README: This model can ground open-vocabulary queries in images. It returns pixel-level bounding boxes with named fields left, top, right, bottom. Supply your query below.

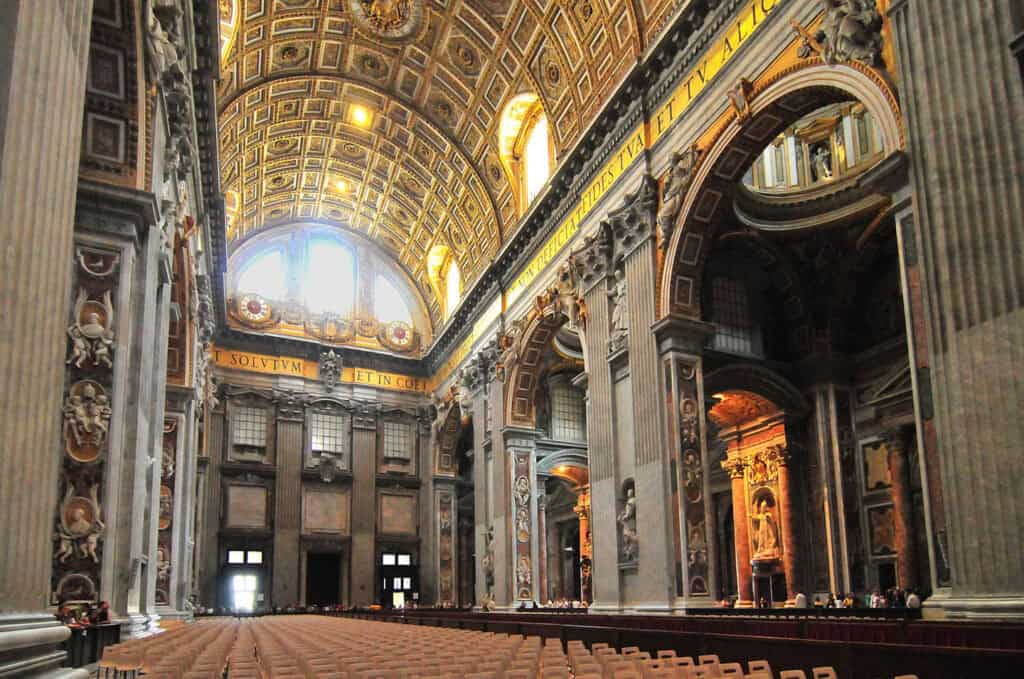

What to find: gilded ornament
left=349, top=0, right=424, bottom=43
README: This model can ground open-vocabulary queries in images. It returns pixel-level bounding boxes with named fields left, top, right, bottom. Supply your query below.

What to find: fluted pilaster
left=890, top=0, right=1024, bottom=616
left=0, top=1, right=92, bottom=675
left=272, top=410, right=304, bottom=606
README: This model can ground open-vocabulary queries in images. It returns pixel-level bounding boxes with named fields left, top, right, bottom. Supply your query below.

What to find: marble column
left=890, top=0, right=1024, bottom=617
left=0, top=1, right=92, bottom=674
left=887, top=429, right=917, bottom=590
left=724, top=461, right=753, bottom=606
left=776, top=453, right=799, bottom=604
left=573, top=487, right=592, bottom=603
left=350, top=406, right=378, bottom=606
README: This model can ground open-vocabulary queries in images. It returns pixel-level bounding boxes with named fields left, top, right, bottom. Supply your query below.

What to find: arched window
left=498, top=94, right=553, bottom=215
left=236, top=249, right=287, bottom=300
left=523, top=114, right=550, bottom=205
left=444, top=257, right=461, bottom=319
left=374, top=274, right=412, bottom=325
left=304, top=238, right=355, bottom=315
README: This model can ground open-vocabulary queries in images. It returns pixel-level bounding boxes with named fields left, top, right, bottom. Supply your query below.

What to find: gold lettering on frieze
left=211, top=347, right=426, bottom=393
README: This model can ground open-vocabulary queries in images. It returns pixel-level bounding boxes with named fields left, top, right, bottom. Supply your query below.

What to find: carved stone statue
left=607, top=266, right=628, bottom=352
left=63, top=382, right=112, bottom=454
left=618, top=487, right=638, bottom=562
left=54, top=484, right=105, bottom=563
left=657, top=145, right=701, bottom=250
left=514, top=475, right=531, bottom=509
left=319, top=350, right=342, bottom=390
left=752, top=498, right=780, bottom=559
left=812, top=145, right=834, bottom=180
left=482, top=524, right=495, bottom=592
left=67, top=289, right=115, bottom=369
left=144, top=0, right=182, bottom=85
left=800, top=0, right=884, bottom=66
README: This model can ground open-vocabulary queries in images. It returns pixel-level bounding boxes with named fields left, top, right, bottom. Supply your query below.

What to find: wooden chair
left=719, top=662, right=743, bottom=676
left=779, top=671, right=807, bottom=679
left=812, top=669, right=838, bottom=679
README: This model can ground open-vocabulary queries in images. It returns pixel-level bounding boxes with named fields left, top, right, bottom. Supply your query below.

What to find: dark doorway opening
left=306, top=553, right=341, bottom=606
left=878, top=562, right=897, bottom=592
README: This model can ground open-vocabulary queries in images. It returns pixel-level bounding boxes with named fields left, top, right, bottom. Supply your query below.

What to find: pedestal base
left=938, top=593, right=1024, bottom=620
left=733, top=599, right=755, bottom=609
left=0, top=613, right=87, bottom=678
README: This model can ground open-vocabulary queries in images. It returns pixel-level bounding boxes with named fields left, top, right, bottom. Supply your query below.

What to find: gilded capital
left=721, top=456, right=746, bottom=479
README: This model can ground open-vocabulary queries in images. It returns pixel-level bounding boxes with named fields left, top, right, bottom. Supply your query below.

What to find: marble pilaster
left=271, top=399, right=304, bottom=607
left=890, top=0, right=1024, bottom=617
left=350, top=406, right=377, bottom=606
left=0, top=0, right=92, bottom=674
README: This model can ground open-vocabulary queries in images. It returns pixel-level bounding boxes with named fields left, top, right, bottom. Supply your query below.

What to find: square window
left=228, top=550, right=245, bottom=564
left=551, top=382, right=586, bottom=442
left=382, top=420, right=412, bottom=460
left=233, top=406, right=267, bottom=448
left=382, top=553, right=396, bottom=566
left=247, top=550, right=263, bottom=564
left=397, top=554, right=411, bottom=566
left=310, top=411, right=349, bottom=456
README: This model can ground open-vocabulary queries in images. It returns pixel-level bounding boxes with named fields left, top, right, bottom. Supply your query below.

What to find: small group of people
left=516, top=599, right=589, bottom=611
left=797, top=587, right=922, bottom=609
left=713, top=587, right=924, bottom=610
left=57, top=600, right=111, bottom=627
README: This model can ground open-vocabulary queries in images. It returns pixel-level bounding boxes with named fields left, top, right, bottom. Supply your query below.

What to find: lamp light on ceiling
left=335, top=179, right=349, bottom=192
left=350, top=104, right=372, bottom=128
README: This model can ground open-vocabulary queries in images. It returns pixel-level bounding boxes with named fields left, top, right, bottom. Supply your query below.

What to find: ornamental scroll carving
left=513, top=451, right=533, bottom=600
left=678, top=361, right=708, bottom=594
left=54, top=247, right=120, bottom=604
left=438, top=493, right=455, bottom=604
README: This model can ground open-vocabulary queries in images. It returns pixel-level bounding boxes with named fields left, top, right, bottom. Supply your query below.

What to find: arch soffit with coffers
left=217, top=0, right=647, bottom=286
left=503, top=296, right=590, bottom=430
left=219, top=76, right=502, bottom=318
left=660, top=59, right=905, bottom=319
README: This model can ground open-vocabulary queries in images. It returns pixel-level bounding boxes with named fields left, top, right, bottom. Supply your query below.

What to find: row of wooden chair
left=98, top=618, right=237, bottom=678
left=98, top=615, right=923, bottom=679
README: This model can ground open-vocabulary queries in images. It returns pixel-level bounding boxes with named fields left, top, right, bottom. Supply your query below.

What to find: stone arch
left=660, top=60, right=904, bottom=318
left=703, top=363, right=810, bottom=419
left=433, top=397, right=465, bottom=476
left=504, top=309, right=572, bottom=429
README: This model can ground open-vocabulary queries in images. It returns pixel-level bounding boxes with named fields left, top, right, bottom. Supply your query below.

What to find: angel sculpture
left=68, top=289, right=115, bottom=368
left=55, top=485, right=105, bottom=563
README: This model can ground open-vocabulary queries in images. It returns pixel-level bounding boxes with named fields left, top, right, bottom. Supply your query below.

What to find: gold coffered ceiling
left=217, top=0, right=680, bottom=320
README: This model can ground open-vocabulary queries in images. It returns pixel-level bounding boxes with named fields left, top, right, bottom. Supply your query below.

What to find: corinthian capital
left=607, top=175, right=658, bottom=260
left=721, top=456, right=746, bottom=480
left=570, top=224, right=612, bottom=293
